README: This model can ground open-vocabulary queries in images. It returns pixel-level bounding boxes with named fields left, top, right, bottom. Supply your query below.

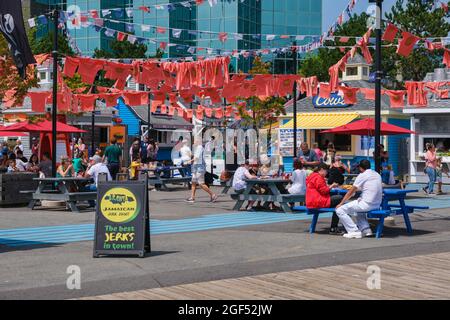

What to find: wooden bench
left=293, top=206, right=391, bottom=238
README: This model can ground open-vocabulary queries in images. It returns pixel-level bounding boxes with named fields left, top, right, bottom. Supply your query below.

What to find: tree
left=29, top=27, right=75, bottom=56
left=299, top=13, right=371, bottom=81
left=299, top=1, right=450, bottom=87
left=384, top=0, right=450, bottom=84
left=0, top=36, right=38, bottom=107
left=93, top=39, right=150, bottom=59
left=237, top=56, right=286, bottom=129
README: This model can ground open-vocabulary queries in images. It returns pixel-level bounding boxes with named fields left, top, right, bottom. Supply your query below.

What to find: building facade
left=31, top=0, right=322, bottom=72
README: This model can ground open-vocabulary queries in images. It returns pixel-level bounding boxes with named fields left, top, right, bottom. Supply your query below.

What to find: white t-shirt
left=353, top=169, right=382, bottom=207
left=233, top=166, right=251, bottom=191
left=288, top=169, right=307, bottom=195
left=87, top=163, right=112, bottom=186
left=180, top=146, right=192, bottom=163
left=16, top=159, right=27, bottom=171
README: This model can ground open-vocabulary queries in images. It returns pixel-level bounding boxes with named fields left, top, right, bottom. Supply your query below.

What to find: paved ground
left=81, top=251, right=450, bottom=300
left=1, top=185, right=450, bottom=300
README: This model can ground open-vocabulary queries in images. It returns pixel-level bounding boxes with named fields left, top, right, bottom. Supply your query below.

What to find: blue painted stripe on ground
left=0, top=212, right=328, bottom=247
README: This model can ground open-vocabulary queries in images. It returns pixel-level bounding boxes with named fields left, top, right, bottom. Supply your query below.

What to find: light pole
left=292, top=41, right=298, bottom=158
left=371, top=0, right=383, bottom=172
left=51, top=9, right=58, bottom=177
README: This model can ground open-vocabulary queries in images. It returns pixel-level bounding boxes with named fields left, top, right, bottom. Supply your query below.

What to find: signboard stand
left=93, top=179, right=150, bottom=258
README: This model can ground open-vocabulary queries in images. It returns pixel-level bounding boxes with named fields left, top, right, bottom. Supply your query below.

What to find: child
left=381, top=165, right=396, bottom=186
left=129, top=155, right=142, bottom=180
left=436, top=158, right=449, bottom=195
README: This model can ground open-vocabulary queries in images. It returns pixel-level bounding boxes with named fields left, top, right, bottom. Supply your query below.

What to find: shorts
left=437, top=176, right=443, bottom=183
left=191, top=171, right=205, bottom=184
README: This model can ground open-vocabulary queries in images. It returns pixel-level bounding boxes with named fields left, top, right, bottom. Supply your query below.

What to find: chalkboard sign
left=93, top=180, right=150, bottom=258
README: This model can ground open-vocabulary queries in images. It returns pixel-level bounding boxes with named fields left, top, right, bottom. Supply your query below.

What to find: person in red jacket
left=306, top=163, right=343, bottom=235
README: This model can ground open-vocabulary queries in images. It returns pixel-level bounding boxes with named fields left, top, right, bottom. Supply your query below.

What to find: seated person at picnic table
left=83, top=155, right=112, bottom=207
left=298, top=142, right=321, bottom=169
left=288, top=159, right=307, bottom=196
left=72, top=150, right=87, bottom=177
left=327, top=156, right=350, bottom=186
left=38, top=152, right=53, bottom=178
left=15, top=150, right=28, bottom=164
left=57, top=156, right=75, bottom=177
left=306, top=163, right=342, bottom=235
left=232, top=161, right=258, bottom=211
left=7, top=154, right=27, bottom=172
left=336, top=159, right=382, bottom=239
left=26, top=154, right=40, bottom=173
left=381, top=165, right=396, bottom=186
left=157, top=160, right=172, bottom=179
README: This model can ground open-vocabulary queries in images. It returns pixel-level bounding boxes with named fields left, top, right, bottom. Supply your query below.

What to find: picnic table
left=232, top=178, right=304, bottom=213
left=331, top=188, right=427, bottom=235
left=138, top=166, right=191, bottom=190
left=25, top=177, right=96, bottom=213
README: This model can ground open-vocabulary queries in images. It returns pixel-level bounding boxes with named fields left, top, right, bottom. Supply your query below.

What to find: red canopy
left=321, top=118, right=415, bottom=136
left=0, top=126, right=27, bottom=137
left=0, top=120, right=85, bottom=133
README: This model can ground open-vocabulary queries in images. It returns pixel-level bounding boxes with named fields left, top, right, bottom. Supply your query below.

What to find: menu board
left=93, top=180, right=150, bottom=258
left=278, top=129, right=303, bottom=157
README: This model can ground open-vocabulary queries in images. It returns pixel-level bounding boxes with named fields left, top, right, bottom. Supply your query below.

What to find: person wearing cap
left=336, top=159, right=383, bottom=239
left=84, top=155, right=112, bottom=187
left=83, top=155, right=112, bottom=207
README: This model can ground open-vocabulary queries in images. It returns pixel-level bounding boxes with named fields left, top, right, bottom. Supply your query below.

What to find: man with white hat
left=85, top=155, right=112, bottom=187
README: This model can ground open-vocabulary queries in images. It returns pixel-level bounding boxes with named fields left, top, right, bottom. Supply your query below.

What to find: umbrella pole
left=51, top=9, right=59, bottom=178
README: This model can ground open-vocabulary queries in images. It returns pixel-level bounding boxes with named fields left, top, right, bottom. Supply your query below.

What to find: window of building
left=316, top=132, right=353, bottom=153
left=346, top=67, right=358, bottom=76
left=362, top=67, right=369, bottom=76
left=423, top=137, right=450, bottom=153
left=38, top=72, right=47, bottom=81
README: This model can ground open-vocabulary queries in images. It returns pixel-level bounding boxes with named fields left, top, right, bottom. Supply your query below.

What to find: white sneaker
left=343, top=231, right=362, bottom=239
left=362, top=229, right=373, bottom=237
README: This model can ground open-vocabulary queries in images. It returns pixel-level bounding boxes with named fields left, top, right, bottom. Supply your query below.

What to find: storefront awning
left=281, top=112, right=360, bottom=130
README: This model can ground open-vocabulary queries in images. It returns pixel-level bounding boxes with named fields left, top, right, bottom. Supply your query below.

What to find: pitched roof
left=129, top=105, right=193, bottom=130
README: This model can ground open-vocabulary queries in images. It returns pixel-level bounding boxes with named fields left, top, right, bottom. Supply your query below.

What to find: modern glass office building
left=31, top=0, right=322, bottom=72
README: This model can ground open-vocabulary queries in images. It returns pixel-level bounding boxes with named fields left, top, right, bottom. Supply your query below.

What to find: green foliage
left=384, top=0, right=450, bottom=84
left=93, top=39, right=149, bottom=59
left=238, top=56, right=286, bottom=129
left=299, top=13, right=371, bottom=81
left=300, top=1, right=450, bottom=87
left=29, top=28, right=75, bottom=56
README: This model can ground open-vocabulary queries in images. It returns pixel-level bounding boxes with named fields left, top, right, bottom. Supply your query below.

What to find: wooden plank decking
left=80, top=252, right=450, bottom=300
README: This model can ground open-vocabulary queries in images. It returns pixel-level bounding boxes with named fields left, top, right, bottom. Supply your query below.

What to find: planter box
left=0, top=173, right=38, bottom=206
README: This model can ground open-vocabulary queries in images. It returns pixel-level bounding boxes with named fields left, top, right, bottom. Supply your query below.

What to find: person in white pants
left=336, top=159, right=383, bottom=239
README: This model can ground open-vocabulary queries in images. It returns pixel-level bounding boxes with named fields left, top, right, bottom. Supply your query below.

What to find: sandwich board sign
left=93, top=180, right=150, bottom=258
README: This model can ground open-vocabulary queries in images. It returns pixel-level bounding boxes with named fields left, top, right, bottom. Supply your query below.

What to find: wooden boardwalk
left=81, top=252, right=450, bottom=300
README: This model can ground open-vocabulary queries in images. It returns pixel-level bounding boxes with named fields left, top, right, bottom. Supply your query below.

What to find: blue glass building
left=32, top=0, right=322, bottom=72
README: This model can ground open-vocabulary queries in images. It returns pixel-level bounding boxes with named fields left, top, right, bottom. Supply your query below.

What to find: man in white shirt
left=85, top=155, right=112, bottom=187
left=232, top=161, right=257, bottom=211
left=336, top=160, right=383, bottom=239
left=83, top=155, right=112, bottom=208
left=179, top=140, right=192, bottom=176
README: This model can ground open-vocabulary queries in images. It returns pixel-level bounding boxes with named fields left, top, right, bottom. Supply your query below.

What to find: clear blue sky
left=322, top=0, right=398, bottom=31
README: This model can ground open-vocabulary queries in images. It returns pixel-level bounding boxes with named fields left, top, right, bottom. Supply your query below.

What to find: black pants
left=108, top=162, right=120, bottom=180
left=329, top=195, right=343, bottom=228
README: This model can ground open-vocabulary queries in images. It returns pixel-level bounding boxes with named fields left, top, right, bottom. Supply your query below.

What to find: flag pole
left=292, top=41, right=298, bottom=158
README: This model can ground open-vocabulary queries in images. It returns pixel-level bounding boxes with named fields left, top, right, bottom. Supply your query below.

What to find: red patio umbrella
left=0, top=126, right=27, bottom=137
left=0, top=120, right=86, bottom=133
left=321, top=118, right=414, bottom=136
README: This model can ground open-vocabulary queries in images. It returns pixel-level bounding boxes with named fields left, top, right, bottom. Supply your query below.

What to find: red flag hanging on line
left=396, top=31, right=421, bottom=57
left=338, top=86, right=359, bottom=105
left=385, top=90, right=406, bottom=108
left=382, top=23, right=398, bottom=43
